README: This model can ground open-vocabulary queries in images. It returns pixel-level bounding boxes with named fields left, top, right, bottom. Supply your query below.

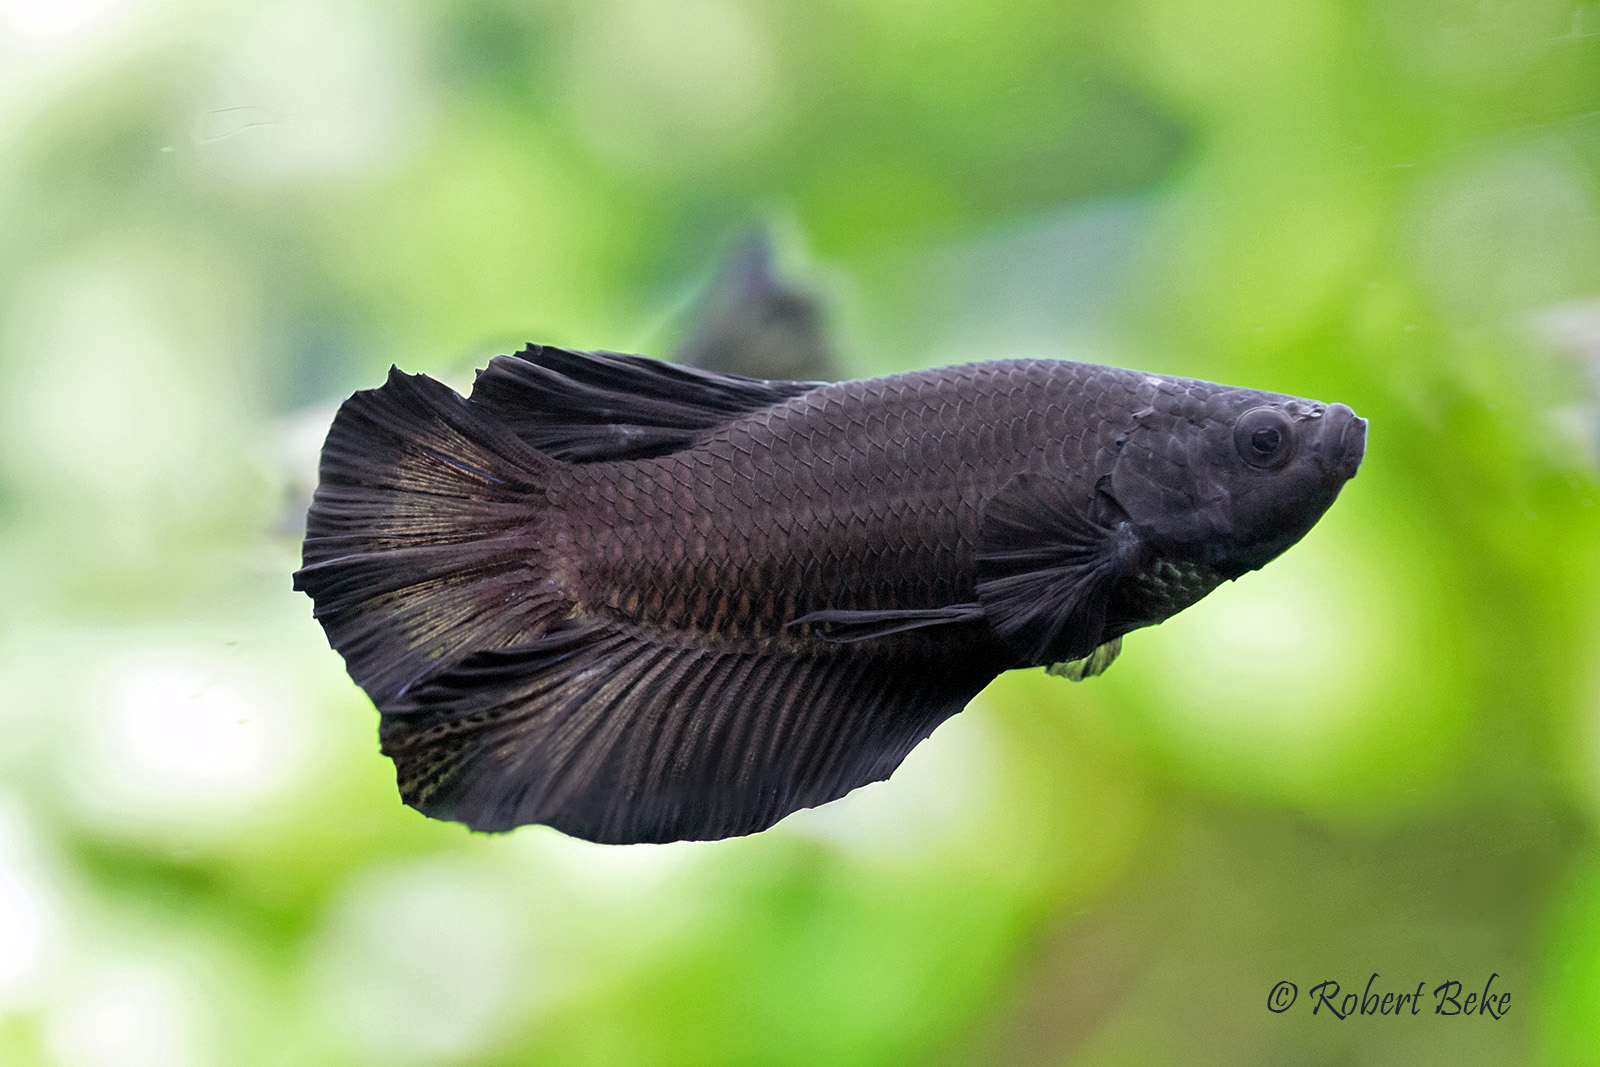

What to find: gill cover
left=1104, top=394, right=1235, bottom=558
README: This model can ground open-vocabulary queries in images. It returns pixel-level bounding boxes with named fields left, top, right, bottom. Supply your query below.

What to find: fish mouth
left=1317, top=402, right=1366, bottom=481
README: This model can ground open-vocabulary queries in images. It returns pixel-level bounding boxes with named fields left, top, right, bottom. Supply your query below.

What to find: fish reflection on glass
left=293, top=347, right=1366, bottom=843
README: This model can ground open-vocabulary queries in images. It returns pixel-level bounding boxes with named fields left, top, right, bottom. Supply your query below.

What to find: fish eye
left=1233, top=407, right=1294, bottom=470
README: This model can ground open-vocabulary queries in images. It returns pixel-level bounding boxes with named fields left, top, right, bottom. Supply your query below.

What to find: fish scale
left=558, top=360, right=1111, bottom=645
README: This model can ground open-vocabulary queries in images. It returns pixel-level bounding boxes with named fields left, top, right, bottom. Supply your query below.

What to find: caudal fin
left=293, top=368, right=566, bottom=705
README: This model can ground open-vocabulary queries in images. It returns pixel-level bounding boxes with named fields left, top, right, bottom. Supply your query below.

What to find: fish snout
left=1316, top=402, right=1366, bottom=481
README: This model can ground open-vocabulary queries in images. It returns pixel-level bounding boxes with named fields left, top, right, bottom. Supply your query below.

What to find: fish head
left=1106, top=377, right=1367, bottom=583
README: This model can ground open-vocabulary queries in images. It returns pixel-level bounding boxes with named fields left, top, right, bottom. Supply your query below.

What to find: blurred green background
left=2, top=0, right=1599, bottom=1064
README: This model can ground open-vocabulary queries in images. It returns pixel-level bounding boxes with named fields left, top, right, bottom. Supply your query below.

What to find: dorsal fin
left=468, top=345, right=820, bottom=463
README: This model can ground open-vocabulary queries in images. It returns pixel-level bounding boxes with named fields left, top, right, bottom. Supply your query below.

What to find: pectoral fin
left=785, top=604, right=985, bottom=643
left=976, top=473, right=1145, bottom=666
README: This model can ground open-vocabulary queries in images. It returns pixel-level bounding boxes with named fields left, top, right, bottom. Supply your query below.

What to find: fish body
left=294, top=347, right=1365, bottom=843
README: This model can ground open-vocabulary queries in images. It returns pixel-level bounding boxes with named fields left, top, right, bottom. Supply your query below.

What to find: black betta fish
left=294, top=347, right=1365, bottom=843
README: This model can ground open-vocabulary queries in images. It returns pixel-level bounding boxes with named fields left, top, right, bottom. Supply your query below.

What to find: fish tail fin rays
left=380, top=620, right=992, bottom=843
left=293, top=367, right=566, bottom=706
left=467, top=345, right=820, bottom=463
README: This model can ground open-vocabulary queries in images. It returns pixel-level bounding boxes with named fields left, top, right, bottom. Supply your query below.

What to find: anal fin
left=380, top=620, right=994, bottom=843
